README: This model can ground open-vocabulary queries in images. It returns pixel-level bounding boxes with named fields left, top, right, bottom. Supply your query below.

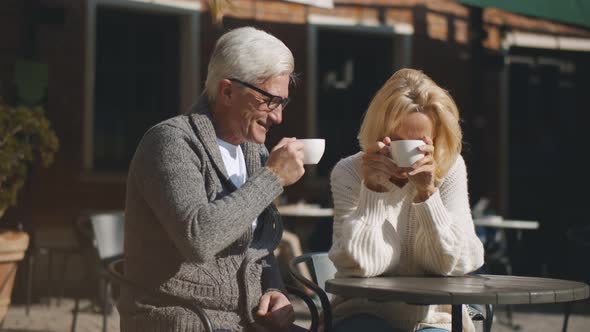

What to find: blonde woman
left=328, top=68, right=484, bottom=332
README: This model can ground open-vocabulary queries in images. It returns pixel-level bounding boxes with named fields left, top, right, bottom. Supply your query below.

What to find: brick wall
left=198, top=0, right=590, bottom=48
left=2, top=0, right=585, bottom=223
left=3, top=0, right=587, bottom=227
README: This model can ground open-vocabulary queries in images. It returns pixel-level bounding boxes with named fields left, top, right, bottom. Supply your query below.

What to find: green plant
left=0, top=100, right=59, bottom=213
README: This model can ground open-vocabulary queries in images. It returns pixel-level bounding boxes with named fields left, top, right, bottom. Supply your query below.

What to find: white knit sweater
left=328, top=152, right=484, bottom=332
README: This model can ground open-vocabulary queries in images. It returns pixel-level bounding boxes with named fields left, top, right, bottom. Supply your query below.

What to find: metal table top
left=326, top=274, right=589, bottom=305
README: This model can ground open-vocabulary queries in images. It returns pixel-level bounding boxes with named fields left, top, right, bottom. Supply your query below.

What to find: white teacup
left=389, top=140, right=425, bottom=167
left=298, top=139, right=325, bottom=165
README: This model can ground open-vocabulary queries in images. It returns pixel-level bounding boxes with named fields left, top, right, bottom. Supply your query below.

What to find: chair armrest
left=285, top=285, right=319, bottom=332
left=484, top=304, right=494, bottom=332
left=466, top=304, right=484, bottom=321
left=466, top=304, right=494, bottom=332
left=289, top=256, right=333, bottom=332
left=106, top=259, right=215, bottom=332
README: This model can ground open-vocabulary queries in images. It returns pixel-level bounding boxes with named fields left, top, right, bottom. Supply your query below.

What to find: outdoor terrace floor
left=3, top=297, right=590, bottom=332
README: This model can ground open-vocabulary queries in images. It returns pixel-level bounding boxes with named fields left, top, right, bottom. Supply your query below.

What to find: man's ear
left=217, top=79, right=233, bottom=106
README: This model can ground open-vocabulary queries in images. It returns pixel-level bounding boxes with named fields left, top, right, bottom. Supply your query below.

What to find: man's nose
left=269, top=107, right=282, bottom=124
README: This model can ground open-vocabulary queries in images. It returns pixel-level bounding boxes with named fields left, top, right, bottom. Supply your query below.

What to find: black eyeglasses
left=229, top=78, right=290, bottom=111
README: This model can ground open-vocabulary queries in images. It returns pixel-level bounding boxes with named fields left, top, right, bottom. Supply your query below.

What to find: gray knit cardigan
left=118, top=100, right=286, bottom=332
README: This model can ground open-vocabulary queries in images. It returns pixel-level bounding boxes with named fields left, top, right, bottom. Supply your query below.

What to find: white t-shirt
left=217, top=138, right=257, bottom=230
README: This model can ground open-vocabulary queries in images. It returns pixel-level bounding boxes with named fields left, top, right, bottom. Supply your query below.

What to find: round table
left=277, top=204, right=334, bottom=253
left=326, top=274, right=589, bottom=332
left=473, top=216, right=539, bottom=230
left=277, top=204, right=334, bottom=218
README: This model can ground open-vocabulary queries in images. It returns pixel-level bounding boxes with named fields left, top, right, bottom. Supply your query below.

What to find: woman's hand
left=361, top=137, right=398, bottom=192
left=408, top=136, right=436, bottom=202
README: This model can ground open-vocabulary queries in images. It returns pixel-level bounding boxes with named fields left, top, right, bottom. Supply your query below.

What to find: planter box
left=0, top=230, right=30, bottom=321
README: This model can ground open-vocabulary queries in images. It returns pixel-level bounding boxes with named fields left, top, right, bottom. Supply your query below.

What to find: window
left=314, top=27, right=402, bottom=177
left=92, top=7, right=180, bottom=171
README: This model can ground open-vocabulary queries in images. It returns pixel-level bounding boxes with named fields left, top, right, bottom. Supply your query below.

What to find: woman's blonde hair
left=358, top=68, right=462, bottom=181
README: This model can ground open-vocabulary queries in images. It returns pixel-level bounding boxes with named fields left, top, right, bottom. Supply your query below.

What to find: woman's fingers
left=418, top=144, right=434, bottom=155
left=391, top=167, right=411, bottom=179
left=366, top=140, right=386, bottom=154
left=364, top=161, right=396, bottom=177
left=409, top=164, right=435, bottom=176
left=366, top=138, right=393, bottom=157
left=366, top=151, right=412, bottom=179
left=410, top=155, right=434, bottom=171
left=417, top=136, right=434, bottom=156
left=363, top=154, right=398, bottom=174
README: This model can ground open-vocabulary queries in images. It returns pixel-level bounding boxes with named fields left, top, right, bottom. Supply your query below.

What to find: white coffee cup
left=298, top=139, right=325, bottom=165
left=389, top=140, right=425, bottom=167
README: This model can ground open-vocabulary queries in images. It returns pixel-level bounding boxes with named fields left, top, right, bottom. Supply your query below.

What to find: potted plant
left=0, top=99, right=58, bottom=320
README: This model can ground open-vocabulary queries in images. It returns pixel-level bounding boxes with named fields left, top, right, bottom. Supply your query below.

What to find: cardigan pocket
left=164, top=277, right=240, bottom=311
left=175, top=264, right=219, bottom=287
left=164, top=265, right=225, bottom=302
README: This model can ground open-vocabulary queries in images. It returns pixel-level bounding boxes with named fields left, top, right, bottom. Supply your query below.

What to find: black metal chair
left=73, top=212, right=230, bottom=332
left=107, top=257, right=318, bottom=332
left=289, top=252, right=494, bottom=332
left=71, top=211, right=124, bottom=332
left=562, top=225, right=590, bottom=332
left=289, top=253, right=336, bottom=332
left=24, top=225, right=80, bottom=314
left=71, top=210, right=317, bottom=332
left=107, top=258, right=219, bottom=332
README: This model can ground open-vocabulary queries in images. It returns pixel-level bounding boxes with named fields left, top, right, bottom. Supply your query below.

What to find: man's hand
left=255, top=290, right=295, bottom=331
left=266, top=138, right=305, bottom=187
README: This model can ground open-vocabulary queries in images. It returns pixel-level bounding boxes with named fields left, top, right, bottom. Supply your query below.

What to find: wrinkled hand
left=407, top=136, right=436, bottom=202
left=361, top=137, right=400, bottom=192
left=266, top=138, right=305, bottom=187
left=255, top=291, right=294, bottom=332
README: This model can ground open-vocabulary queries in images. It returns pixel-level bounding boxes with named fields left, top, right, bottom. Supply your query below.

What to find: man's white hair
left=204, top=27, right=294, bottom=103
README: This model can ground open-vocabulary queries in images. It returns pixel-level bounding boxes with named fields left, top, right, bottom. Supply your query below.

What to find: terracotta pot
left=0, top=230, right=30, bottom=321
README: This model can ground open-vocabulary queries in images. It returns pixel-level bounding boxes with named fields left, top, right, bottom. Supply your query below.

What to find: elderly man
left=119, top=27, right=306, bottom=332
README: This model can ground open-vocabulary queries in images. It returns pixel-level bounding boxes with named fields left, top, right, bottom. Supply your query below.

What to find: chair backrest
left=290, top=252, right=337, bottom=297
left=289, top=252, right=336, bottom=332
left=89, top=212, right=125, bottom=261
left=471, top=197, right=490, bottom=218
left=309, top=253, right=337, bottom=292
left=107, top=258, right=218, bottom=332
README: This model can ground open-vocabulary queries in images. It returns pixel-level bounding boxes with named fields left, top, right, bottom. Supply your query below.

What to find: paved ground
left=2, top=298, right=120, bottom=332
left=3, top=298, right=590, bottom=331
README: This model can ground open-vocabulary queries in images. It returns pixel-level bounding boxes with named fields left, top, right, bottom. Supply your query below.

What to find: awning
left=283, top=0, right=333, bottom=9
left=458, top=0, right=590, bottom=29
